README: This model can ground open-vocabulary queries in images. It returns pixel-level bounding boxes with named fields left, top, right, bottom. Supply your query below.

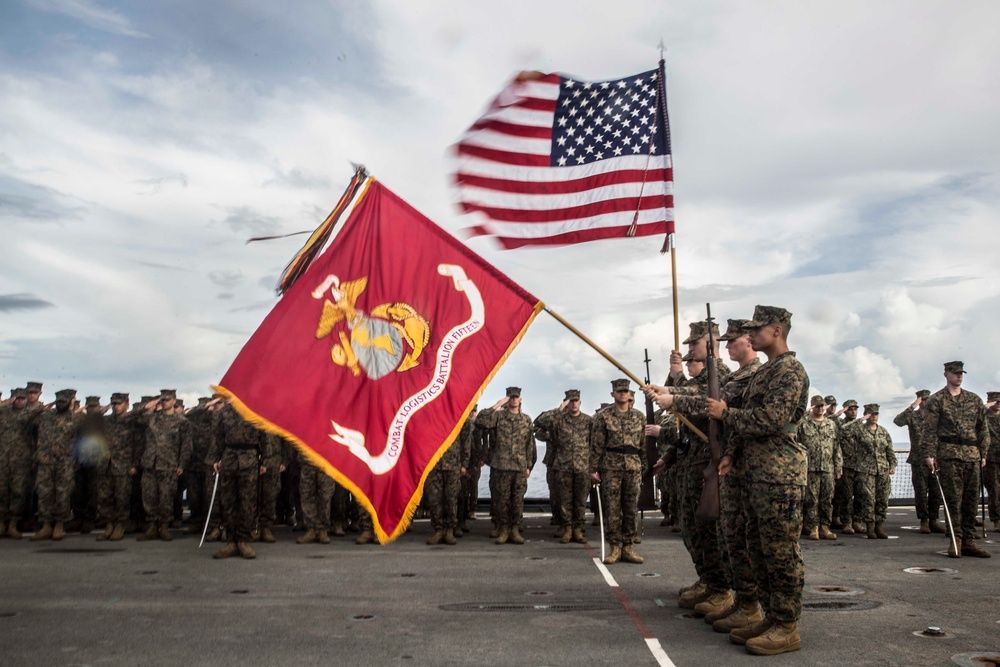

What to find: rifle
left=638, top=348, right=660, bottom=510
left=696, top=303, right=723, bottom=520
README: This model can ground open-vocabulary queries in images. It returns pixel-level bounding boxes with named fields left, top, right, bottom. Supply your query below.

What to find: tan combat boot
left=807, top=526, right=819, bottom=540
left=875, top=522, right=888, bottom=539
left=559, top=526, right=572, bottom=544
left=137, top=522, right=158, bottom=542
left=509, top=526, right=525, bottom=545
left=96, top=523, right=114, bottom=542
left=961, top=540, right=991, bottom=558
left=603, top=544, right=621, bottom=565
left=852, top=520, right=865, bottom=534
left=8, top=519, right=23, bottom=539
left=705, top=601, right=736, bottom=624
left=110, top=523, right=125, bottom=541
left=237, top=541, right=256, bottom=559
left=296, top=529, right=317, bottom=544
left=158, top=523, right=173, bottom=541
left=620, top=544, right=644, bottom=564
left=678, top=585, right=711, bottom=609
left=819, top=525, right=837, bottom=540
left=919, top=519, right=930, bottom=534
left=317, top=529, right=331, bottom=544
left=52, top=522, right=65, bottom=541
left=678, top=579, right=704, bottom=596
left=213, top=542, right=238, bottom=559
left=729, top=616, right=776, bottom=645
left=489, top=524, right=500, bottom=539
left=453, top=526, right=464, bottom=538
left=693, top=590, right=733, bottom=617
left=355, top=530, right=374, bottom=545
left=31, top=522, right=53, bottom=541
left=840, top=523, right=855, bottom=535
left=260, top=528, right=276, bottom=543
left=947, top=541, right=961, bottom=558
left=332, top=521, right=346, bottom=537
left=866, top=522, right=877, bottom=539
left=427, top=529, right=445, bottom=545
left=443, top=528, right=457, bottom=546
left=495, top=525, right=510, bottom=545
left=553, top=525, right=567, bottom=539
left=714, top=601, right=764, bottom=633
left=928, top=519, right=945, bottom=534
left=205, top=527, right=222, bottom=542
left=745, top=620, right=801, bottom=655
left=571, top=527, right=587, bottom=544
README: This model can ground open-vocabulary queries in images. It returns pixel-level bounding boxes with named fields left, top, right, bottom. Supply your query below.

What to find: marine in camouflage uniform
left=711, top=306, right=809, bottom=655
left=477, top=386, right=536, bottom=545
left=183, top=397, right=215, bottom=533
left=95, top=393, right=138, bottom=541
left=425, top=412, right=472, bottom=545
left=833, top=400, right=861, bottom=532
left=30, top=389, right=84, bottom=541
left=919, top=361, right=991, bottom=558
left=136, top=390, right=193, bottom=541
left=69, top=396, right=106, bottom=534
left=984, top=392, right=1000, bottom=532
left=0, top=388, right=33, bottom=538
left=797, top=396, right=842, bottom=539
left=535, top=389, right=594, bottom=544
left=658, top=322, right=732, bottom=602
left=893, top=390, right=943, bottom=533
left=591, top=379, right=646, bottom=564
left=209, top=402, right=270, bottom=559
left=847, top=404, right=896, bottom=538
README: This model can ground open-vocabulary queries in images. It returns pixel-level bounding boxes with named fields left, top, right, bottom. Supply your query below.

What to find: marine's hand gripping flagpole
left=933, top=470, right=958, bottom=555
left=199, top=470, right=220, bottom=549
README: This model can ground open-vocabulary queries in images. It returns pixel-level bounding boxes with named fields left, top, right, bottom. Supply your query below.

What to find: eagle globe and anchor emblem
left=311, top=266, right=485, bottom=475
left=312, top=274, right=430, bottom=380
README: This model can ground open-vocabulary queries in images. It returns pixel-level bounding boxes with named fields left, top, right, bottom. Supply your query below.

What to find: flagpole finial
left=658, top=40, right=665, bottom=61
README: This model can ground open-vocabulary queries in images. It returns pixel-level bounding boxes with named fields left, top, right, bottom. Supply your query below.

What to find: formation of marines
left=1, top=304, right=997, bottom=658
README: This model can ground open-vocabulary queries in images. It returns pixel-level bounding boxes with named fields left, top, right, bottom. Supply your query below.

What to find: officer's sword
left=199, top=470, right=220, bottom=549
left=981, top=466, right=987, bottom=539
left=933, top=469, right=958, bottom=555
left=595, top=482, right=605, bottom=563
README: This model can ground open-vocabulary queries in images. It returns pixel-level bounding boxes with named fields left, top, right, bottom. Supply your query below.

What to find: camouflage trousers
left=458, top=466, right=480, bottom=523
left=599, top=469, right=639, bottom=546
left=491, top=469, right=527, bottom=526
left=0, top=456, right=31, bottom=524
left=678, top=463, right=728, bottom=592
left=853, top=472, right=891, bottom=523
left=96, top=472, right=132, bottom=524
left=720, top=471, right=761, bottom=605
left=547, top=464, right=562, bottom=524
left=803, top=470, right=835, bottom=530
left=37, top=461, right=75, bottom=523
left=142, top=469, right=179, bottom=524
left=299, top=465, right=335, bottom=532
left=556, top=469, right=590, bottom=530
left=656, top=466, right=678, bottom=523
left=744, top=481, right=804, bottom=623
left=219, top=449, right=259, bottom=543
left=834, top=468, right=861, bottom=524
left=425, top=467, right=461, bottom=530
left=938, top=459, right=982, bottom=542
left=911, top=462, right=942, bottom=521
left=984, top=462, right=1000, bottom=522
left=258, top=466, right=280, bottom=531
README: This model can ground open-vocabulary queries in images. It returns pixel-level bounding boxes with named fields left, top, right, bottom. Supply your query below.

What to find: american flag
left=453, top=68, right=674, bottom=249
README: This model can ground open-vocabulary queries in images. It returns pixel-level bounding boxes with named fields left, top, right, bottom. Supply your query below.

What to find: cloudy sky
left=2, top=0, right=999, bottom=445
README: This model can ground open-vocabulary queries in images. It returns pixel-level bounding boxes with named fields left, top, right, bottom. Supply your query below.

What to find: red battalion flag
left=452, top=67, right=674, bottom=249
left=214, top=178, right=543, bottom=543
